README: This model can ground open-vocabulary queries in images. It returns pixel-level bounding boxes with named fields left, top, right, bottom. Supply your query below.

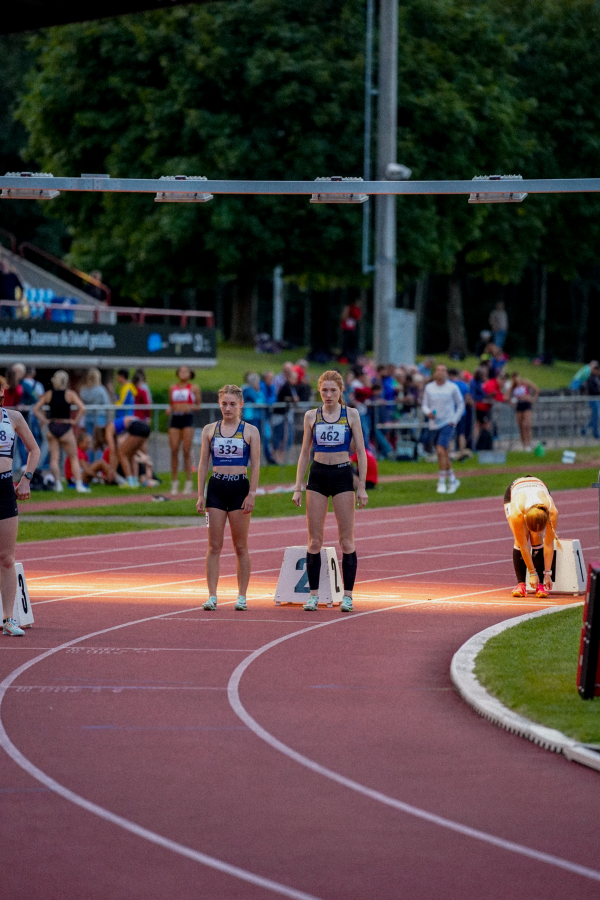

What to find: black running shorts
left=306, top=460, right=354, bottom=498
left=0, top=471, right=18, bottom=520
left=206, top=473, right=250, bottom=512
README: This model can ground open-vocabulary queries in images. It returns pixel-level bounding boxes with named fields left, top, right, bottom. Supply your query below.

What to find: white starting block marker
left=552, top=539, right=586, bottom=595
left=275, top=546, right=344, bottom=607
left=4, top=564, right=34, bottom=628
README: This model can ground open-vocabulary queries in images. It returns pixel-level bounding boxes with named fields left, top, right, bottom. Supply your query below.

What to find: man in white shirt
left=421, top=364, right=465, bottom=494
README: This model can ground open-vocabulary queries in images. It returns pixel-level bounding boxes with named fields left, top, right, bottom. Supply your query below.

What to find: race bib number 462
left=315, top=423, right=343, bottom=446
left=214, top=437, right=244, bottom=458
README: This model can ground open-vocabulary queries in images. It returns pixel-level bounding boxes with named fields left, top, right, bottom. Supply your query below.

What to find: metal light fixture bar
left=0, top=172, right=60, bottom=200
left=468, top=174, right=528, bottom=204
left=310, top=176, right=368, bottom=204
left=154, top=175, right=213, bottom=203
left=2, top=174, right=600, bottom=196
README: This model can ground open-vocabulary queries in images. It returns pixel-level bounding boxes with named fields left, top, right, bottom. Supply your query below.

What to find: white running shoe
left=447, top=477, right=460, bottom=494
left=436, top=478, right=447, bottom=494
left=54, top=480, right=64, bottom=493
left=171, top=481, right=179, bottom=495
left=3, top=617, right=25, bottom=636
left=75, top=482, right=91, bottom=494
left=182, top=480, right=193, bottom=495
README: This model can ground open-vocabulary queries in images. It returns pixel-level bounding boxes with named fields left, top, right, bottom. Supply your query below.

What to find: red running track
left=1, top=488, right=600, bottom=899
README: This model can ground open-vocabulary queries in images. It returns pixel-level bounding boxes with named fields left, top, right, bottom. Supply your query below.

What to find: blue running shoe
left=234, top=596, right=247, bottom=611
left=303, top=595, right=319, bottom=611
left=340, top=596, right=354, bottom=613
left=202, top=597, right=217, bottom=611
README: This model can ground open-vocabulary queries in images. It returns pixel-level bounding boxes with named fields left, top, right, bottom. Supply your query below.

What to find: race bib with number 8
left=214, top=437, right=244, bottom=458
left=315, top=423, right=343, bottom=447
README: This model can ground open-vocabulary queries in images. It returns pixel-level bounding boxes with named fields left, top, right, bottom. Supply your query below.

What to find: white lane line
left=24, top=506, right=596, bottom=584
left=18, top=491, right=597, bottom=565
left=227, top=603, right=600, bottom=884
left=0, top=603, right=324, bottom=900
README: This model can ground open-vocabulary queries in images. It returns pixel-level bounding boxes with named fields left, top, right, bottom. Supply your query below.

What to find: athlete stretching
left=504, top=475, right=559, bottom=599
left=293, top=370, right=368, bottom=612
left=196, top=385, right=260, bottom=611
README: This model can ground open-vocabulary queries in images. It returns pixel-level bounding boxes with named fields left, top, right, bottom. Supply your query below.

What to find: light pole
left=373, top=0, right=398, bottom=365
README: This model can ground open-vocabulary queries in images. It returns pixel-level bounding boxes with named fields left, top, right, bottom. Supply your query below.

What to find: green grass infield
left=475, top=605, right=600, bottom=745
left=16, top=521, right=179, bottom=543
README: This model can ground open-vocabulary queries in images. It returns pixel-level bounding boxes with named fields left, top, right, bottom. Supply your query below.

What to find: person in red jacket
left=350, top=439, right=378, bottom=490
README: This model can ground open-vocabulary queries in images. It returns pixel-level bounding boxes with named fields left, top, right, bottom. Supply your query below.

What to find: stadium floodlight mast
left=155, top=175, right=213, bottom=203
left=310, top=176, right=368, bottom=204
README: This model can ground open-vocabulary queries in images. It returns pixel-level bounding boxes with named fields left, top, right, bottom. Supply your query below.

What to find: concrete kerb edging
left=450, top=603, right=600, bottom=773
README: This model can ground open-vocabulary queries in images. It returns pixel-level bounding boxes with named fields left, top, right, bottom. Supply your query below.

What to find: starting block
left=552, top=539, right=586, bottom=594
left=275, top=546, right=344, bottom=607
left=0, top=563, right=34, bottom=627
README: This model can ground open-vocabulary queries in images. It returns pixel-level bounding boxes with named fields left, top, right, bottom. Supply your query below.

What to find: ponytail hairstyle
left=525, top=504, right=562, bottom=549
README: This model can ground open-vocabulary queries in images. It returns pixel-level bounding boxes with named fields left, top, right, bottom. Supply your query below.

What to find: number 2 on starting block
left=11, top=564, right=34, bottom=627
left=274, top=546, right=343, bottom=607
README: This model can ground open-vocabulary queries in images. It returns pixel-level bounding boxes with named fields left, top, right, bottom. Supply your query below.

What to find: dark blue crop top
left=211, top=420, right=251, bottom=466
left=312, top=404, right=352, bottom=453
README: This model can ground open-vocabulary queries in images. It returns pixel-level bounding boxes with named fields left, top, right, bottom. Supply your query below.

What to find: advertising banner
left=0, top=320, right=217, bottom=368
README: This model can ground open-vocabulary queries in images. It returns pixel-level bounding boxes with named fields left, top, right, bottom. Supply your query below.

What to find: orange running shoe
left=512, top=583, right=527, bottom=597
left=535, top=584, right=550, bottom=598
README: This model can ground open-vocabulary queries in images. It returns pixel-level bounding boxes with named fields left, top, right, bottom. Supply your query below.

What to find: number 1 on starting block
left=274, top=546, right=343, bottom=607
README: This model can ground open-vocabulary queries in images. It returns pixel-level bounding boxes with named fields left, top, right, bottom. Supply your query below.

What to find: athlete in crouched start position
left=196, top=385, right=260, bottom=611
left=504, top=475, right=560, bottom=599
left=293, top=370, right=368, bottom=613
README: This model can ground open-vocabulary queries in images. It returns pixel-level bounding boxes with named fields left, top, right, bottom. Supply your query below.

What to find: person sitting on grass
left=104, top=416, right=151, bottom=488
left=65, top=431, right=122, bottom=487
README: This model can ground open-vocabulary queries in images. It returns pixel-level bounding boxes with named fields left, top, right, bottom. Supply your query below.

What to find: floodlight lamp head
left=310, top=176, right=368, bottom=204
left=0, top=172, right=60, bottom=200
left=155, top=175, right=213, bottom=203
left=468, top=174, right=527, bottom=204
left=385, top=163, right=412, bottom=181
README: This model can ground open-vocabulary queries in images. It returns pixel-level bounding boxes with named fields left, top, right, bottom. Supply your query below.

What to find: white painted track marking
left=227, top=600, right=600, bottom=884
left=0, top=602, right=324, bottom=900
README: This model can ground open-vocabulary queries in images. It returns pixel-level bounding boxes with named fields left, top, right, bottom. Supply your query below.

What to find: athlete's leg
left=60, top=429, right=85, bottom=486
left=522, top=409, right=533, bottom=449
left=47, top=432, right=61, bottom=486
left=169, top=428, right=181, bottom=479
left=228, top=508, right=252, bottom=597
left=206, top=507, right=227, bottom=597
left=305, top=490, right=329, bottom=602
left=181, top=427, right=194, bottom=493
left=0, top=516, right=19, bottom=621
left=332, top=490, right=357, bottom=593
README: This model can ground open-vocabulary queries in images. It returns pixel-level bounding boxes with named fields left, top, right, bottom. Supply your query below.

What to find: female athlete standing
left=196, top=385, right=260, bottom=611
left=0, top=378, right=40, bottom=636
left=504, top=475, right=559, bottom=598
left=293, top=370, right=368, bottom=612
left=167, top=366, right=201, bottom=495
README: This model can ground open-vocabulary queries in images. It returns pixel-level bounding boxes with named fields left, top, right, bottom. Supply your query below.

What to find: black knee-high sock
left=306, top=552, right=321, bottom=592
left=342, top=551, right=358, bottom=592
left=512, top=548, right=527, bottom=583
left=532, top=545, right=545, bottom=583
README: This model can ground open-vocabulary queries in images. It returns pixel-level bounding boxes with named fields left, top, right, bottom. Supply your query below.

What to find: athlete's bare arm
left=196, top=423, right=214, bottom=513
left=347, top=407, right=368, bottom=508
left=242, top=423, right=261, bottom=514
left=293, top=408, right=317, bottom=508
left=9, top=410, right=40, bottom=500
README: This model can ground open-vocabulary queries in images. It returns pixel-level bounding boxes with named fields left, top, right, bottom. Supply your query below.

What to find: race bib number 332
left=215, top=437, right=244, bottom=458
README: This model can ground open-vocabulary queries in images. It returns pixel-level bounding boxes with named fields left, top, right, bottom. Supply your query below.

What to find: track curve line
left=0, top=605, right=325, bottom=900
left=227, top=604, right=600, bottom=885
left=451, top=603, right=600, bottom=773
